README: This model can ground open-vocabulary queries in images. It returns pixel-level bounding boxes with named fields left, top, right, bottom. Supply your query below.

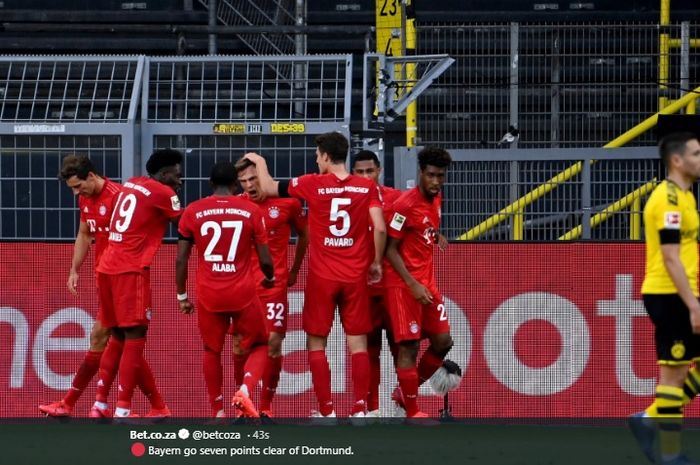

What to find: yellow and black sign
left=213, top=123, right=246, bottom=134
left=270, top=123, right=306, bottom=134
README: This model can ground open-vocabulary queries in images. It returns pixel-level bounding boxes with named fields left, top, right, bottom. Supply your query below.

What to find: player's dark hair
left=234, top=157, right=256, bottom=174
left=210, top=161, right=237, bottom=187
left=659, top=132, right=698, bottom=167
left=59, top=154, right=98, bottom=180
left=352, top=150, right=380, bottom=168
left=146, top=148, right=183, bottom=175
left=315, top=132, right=349, bottom=164
left=418, top=146, right=452, bottom=171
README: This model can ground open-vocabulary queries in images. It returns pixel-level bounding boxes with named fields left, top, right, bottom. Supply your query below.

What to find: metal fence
left=0, top=54, right=352, bottom=240
left=416, top=22, right=700, bottom=149
left=394, top=146, right=664, bottom=241
left=0, top=56, right=142, bottom=240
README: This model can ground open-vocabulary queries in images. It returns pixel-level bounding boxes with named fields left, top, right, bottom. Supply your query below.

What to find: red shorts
left=97, top=270, right=151, bottom=328
left=302, top=271, right=372, bottom=337
left=199, top=297, right=268, bottom=353
left=384, top=286, right=450, bottom=343
left=259, top=286, right=289, bottom=334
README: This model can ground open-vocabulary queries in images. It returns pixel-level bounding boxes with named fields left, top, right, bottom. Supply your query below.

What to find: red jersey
left=384, top=187, right=442, bottom=292
left=97, top=176, right=182, bottom=274
left=369, top=185, right=402, bottom=294
left=178, top=195, right=268, bottom=310
left=78, top=178, right=121, bottom=266
left=288, top=173, right=382, bottom=282
left=241, top=195, right=306, bottom=291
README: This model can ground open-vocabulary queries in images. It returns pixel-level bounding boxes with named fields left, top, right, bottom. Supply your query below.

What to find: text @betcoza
left=129, top=429, right=355, bottom=458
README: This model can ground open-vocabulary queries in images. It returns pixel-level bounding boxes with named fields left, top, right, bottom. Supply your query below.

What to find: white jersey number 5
left=329, top=198, right=351, bottom=237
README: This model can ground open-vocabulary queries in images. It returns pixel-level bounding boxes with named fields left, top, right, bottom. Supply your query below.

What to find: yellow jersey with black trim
left=641, top=180, right=699, bottom=295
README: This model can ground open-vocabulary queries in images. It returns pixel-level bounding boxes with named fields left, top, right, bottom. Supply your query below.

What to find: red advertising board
left=0, top=243, right=677, bottom=417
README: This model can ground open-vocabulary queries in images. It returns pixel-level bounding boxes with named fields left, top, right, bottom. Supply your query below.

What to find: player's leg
left=198, top=307, right=229, bottom=418
left=259, top=290, right=288, bottom=416
left=418, top=294, right=453, bottom=385
left=231, top=298, right=270, bottom=418
left=260, top=331, right=284, bottom=416
left=385, top=286, right=425, bottom=418
left=231, top=328, right=249, bottom=389
left=113, top=271, right=158, bottom=418
left=340, top=279, right=374, bottom=417
left=303, top=272, right=339, bottom=417
left=366, top=295, right=385, bottom=416
left=39, top=320, right=109, bottom=416
left=630, top=294, right=694, bottom=464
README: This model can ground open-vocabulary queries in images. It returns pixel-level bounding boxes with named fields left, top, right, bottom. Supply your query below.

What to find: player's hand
left=262, top=276, right=276, bottom=289
left=691, top=305, right=700, bottom=334
left=243, top=152, right=268, bottom=171
left=437, top=233, right=448, bottom=251
left=287, top=269, right=298, bottom=287
left=409, top=281, right=433, bottom=305
left=179, top=300, right=194, bottom=315
left=368, top=261, right=382, bottom=285
left=67, top=270, right=79, bottom=295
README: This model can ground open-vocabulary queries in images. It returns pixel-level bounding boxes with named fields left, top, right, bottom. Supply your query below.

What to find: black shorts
left=643, top=294, right=700, bottom=364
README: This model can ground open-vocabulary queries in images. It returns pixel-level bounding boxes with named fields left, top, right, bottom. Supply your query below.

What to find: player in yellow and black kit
left=630, top=132, right=700, bottom=465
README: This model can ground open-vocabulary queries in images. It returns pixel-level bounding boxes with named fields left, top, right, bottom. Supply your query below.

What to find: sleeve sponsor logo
left=664, top=211, right=681, bottom=230
left=390, top=212, right=406, bottom=231
left=171, top=195, right=181, bottom=211
left=291, top=177, right=299, bottom=187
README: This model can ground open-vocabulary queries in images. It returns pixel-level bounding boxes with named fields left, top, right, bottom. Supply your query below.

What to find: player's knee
left=268, top=334, right=284, bottom=357
left=432, top=335, right=454, bottom=357
left=90, top=332, right=109, bottom=351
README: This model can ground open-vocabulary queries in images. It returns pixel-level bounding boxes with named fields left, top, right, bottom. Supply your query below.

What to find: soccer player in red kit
left=384, top=146, right=454, bottom=419
left=176, top=161, right=275, bottom=419
left=39, top=155, right=121, bottom=417
left=94, top=148, right=183, bottom=418
left=233, top=157, right=309, bottom=417
left=351, top=150, right=401, bottom=418
left=243, top=132, right=386, bottom=419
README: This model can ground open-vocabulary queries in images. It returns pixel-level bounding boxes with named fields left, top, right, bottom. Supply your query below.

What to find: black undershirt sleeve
left=659, top=229, right=681, bottom=244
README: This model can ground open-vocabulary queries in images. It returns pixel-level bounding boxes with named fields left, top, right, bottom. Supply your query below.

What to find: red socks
left=63, top=350, right=102, bottom=407
left=233, top=352, right=248, bottom=389
left=417, top=347, right=445, bottom=384
left=396, top=367, right=420, bottom=417
left=138, top=356, right=165, bottom=410
left=95, top=337, right=124, bottom=403
left=308, top=350, right=334, bottom=416
left=367, top=343, right=381, bottom=412
left=351, top=351, right=370, bottom=414
left=115, top=338, right=145, bottom=410
left=241, top=345, right=267, bottom=396
left=203, top=349, right=223, bottom=414
left=260, top=355, right=283, bottom=411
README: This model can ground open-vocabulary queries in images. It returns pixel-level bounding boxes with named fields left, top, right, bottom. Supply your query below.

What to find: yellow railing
left=558, top=180, right=658, bottom=241
left=458, top=86, right=700, bottom=241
